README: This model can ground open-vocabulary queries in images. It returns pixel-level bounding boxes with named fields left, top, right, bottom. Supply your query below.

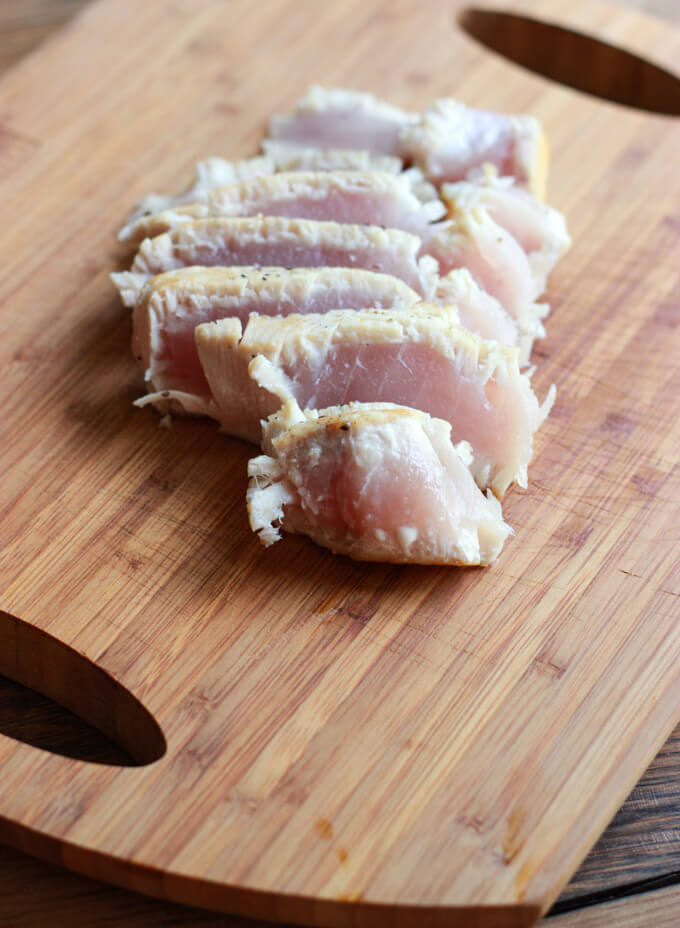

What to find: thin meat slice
left=427, top=209, right=548, bottom=352
left=261, top=140, right=403, bottom=174
left=435, top=269, right=519, bottom=354
left=196, top=306, right=552, bottom=494
left=263, top=134, right=436, bottom=207
left=124, top=170, right=446, bottom=244
left=119, top=148, right=406, bottom=243
left=118, top=156, right=273, bottom=242
left=267, top=85, right=416, bottom=156
left=247, top=400, right=511, bottom=565
left=132, top=267, right=421, bottom=418
left=441, top=165, right=570, bottom=295
left=113, top=216, right=527, bottom=360
left=111, top=216, right=439, bottom=307
left=400, top=98, right=548, bottom=198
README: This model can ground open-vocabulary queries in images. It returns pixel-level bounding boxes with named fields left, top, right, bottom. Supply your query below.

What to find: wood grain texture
left=1, top=691, right=678, bottom=928
left=0, top=1, right=679, bottom=926
left=1, top=843, right=680, bottom=928
left=4, top=842, right=679, bottom=928
left=0, top=843, right=259, bottom=928
left=560, top=729, right=680, bottom=903
left=0, top=675, right=131, bottom=766
left=4, top=0, right=680, bottom=77
left=0, top=0, right=87, bottom=73
left=1, top=672, right=678, bottom=925
left=550, top=883, right=680, bottom=927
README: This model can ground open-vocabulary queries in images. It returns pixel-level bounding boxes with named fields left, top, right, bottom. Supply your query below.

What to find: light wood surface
left=2, top=0, right=679, bottom=75
left=0, top=1, right=679, bottom=926
left=559, top=728, right=680, bottom=903
left=2, top=674, right=679, bottom=926
left=4, top=838, right=679, bottom=928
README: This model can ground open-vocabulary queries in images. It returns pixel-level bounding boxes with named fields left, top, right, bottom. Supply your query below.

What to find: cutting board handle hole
left=458, top=9, right=680, bottom=116
left=0, top=610, right=166, bottom=767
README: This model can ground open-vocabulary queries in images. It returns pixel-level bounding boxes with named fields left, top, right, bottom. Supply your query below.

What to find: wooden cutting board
left=0, top=0, right=679, bottom=925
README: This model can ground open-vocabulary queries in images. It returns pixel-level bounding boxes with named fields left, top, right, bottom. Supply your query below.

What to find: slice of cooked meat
left=268, top=154, right=438, bottom=208
left=111, top=216, right=439, bottom=307
left=441, top=165, right=570, bottom=295
left=124, top=170, right=446, bottom=243
left=132, top=267, right=421, bottom=420
left=120, top=149, right=407, bottom=242
left=267, top=86, right=416, bottom=156
left=427, top=209, right=548, bottom=347
left=196, top=306, right=552, bottom=494
left=400, top=98, right=548, bottom=198
left=261, top=140, right=403, bottom=174
left=118, top=156, right=273, bottom=242
left=247, top=400, right=511, bottom=565
left=435, top=268, right=519, bottom=352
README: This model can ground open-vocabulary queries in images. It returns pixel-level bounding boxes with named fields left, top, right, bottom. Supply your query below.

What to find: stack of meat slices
left=113, top=87, right=570, bottom=566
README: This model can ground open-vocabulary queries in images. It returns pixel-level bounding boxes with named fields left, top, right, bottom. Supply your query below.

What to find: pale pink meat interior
left=166, top=236, right=429, bottom=295
left=155, top=284, right=420, bottom=397
left=429, top=216, right=537, bottom=316
left=481, top=186, right=547, bottom=255
left=159, top=309, right=229, bottom=394
left=427, top=111, right=518, bottom=183
left=286, top=423, right=462, bottom=539
left=271, top=111, right=405, bottom=156
left=216, top=186, right=431, bottom=239
left=280, top=342, right=530, bottom=468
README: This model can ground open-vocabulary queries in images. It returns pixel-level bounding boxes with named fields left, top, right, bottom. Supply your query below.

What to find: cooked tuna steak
left=112, top=216, right=438, bottom=307
left=118, top=156, right=274, bottom=242
left=267, top=86, right=415, bottom=156
left=247, top=400, right=511, bottom=565
left=196, top=306, right=552, bottom=494
left=400, top=98, right=548, bottom=197
left=132, top=267, right=421, bottom=418
left=261, top=141, right=403, bottom=174
left=123, top=170, right=446, bottom=244
left=269, top=87, right=548, bottom=197
left=441, top=165, right=570, bottom=296
left=435, top=268, right=519, bottom=354
left=428, top=209, right=548, bottom=346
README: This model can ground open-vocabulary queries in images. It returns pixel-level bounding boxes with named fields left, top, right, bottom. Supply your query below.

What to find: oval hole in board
left=0, top=675, right=133, bottom=766
left=0, top=610, right=166, bottom=767
left=458, top=8, right=680, bottom=116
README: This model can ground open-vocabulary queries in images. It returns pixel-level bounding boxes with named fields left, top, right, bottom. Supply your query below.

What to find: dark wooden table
left=1, top=2, right=679, bottom=926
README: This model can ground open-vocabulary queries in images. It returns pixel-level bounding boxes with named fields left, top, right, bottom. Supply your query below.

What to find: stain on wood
left=314, top=819, right=335, bottom=842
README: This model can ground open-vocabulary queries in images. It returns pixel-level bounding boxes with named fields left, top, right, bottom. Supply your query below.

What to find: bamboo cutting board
left=0, top=0, right=679, bottom=925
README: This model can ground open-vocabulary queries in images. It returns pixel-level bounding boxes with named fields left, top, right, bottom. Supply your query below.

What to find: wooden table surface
left=1, top=1, right=678, bottom=925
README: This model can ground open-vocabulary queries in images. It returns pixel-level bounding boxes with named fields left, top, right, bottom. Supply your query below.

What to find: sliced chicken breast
left=435, top=268, right=519, bottom=353
left=400, top=98, right=548, bottom=198
left=247, top=400, right=511, bottom=565
left=197, top=306, right=552, bottom=494
left=112, top=216, right=439, bottom=307
left=267, top=85, right=416, bottom=156
left=119, top=148, right=407, bottom=242
left=132, top=267, right=421, bottom=418
left=124, top=170, right=446, bottom=244
left=261, top=140, right=403, bottom=174
left=118, top=156, right=273, bottom=242
left=427, top=209, right=548, bottom=350
left=441, top=165, right=570, bottom=295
